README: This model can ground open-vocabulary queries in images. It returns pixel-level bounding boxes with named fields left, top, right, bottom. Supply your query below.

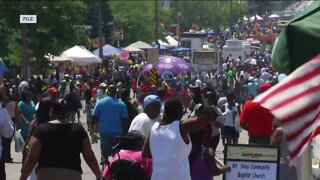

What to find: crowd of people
left=0, top=46, right=297, bottom=180
left=0, top=10, right=299, bottom=180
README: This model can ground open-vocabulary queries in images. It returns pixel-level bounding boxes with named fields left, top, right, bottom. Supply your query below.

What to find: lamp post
left=155, top=0, right=159, bottom=50
left=98, top=0, right=103, bottom=60
left=21, top=0, right=29, bottom=80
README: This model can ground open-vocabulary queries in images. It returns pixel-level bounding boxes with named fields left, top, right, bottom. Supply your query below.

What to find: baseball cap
left=64, top=74, right=70, bottom=78
left=195, top=79, right=202, bottom=87
left=99, top=82, right=107, bottom=88
left=48, top=87, right=60, bottom=96
left=143, top=95, right=161, bottom=109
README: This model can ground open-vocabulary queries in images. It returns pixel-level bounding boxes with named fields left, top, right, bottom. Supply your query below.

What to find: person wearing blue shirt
left=247, top=77, right=259, bottom=98
left=91, top=85, right=128, bottom=160
left=18, top=91, right=36, bottom=140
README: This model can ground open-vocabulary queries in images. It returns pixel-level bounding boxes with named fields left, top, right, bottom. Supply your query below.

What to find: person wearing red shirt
left=240, top=84, right=273, bottom=144
left=131, top=78, right=137, bottom=98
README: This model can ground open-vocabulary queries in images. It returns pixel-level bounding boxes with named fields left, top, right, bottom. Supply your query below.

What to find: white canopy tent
left=165, top=35, right=178, bottom=46
left=123, top=46, right=144, bottom=52
left=126, top=41, right=153, bottom=49
left=46, top=54, right=72, bottom=62
left=250, top=15, right=263, bottom=21
left=62, top=46, right=101, bottom=64
left=268, top=14, right=280, bottom=18
left=158, top=40, right=176, bottom=48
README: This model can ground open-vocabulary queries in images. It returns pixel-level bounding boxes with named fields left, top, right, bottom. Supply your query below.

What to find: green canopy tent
left=272, top=2, right=320, bottom=74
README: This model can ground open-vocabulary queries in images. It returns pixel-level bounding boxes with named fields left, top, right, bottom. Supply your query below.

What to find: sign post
left=224, top=144, right=280, bottom=180
left=149, top=67, right=158, bottom=87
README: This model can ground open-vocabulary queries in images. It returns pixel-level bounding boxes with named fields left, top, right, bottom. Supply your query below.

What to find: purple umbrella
left=154, top=56, right=195, bottom=74
left=140, top=64, right=153, bottom=74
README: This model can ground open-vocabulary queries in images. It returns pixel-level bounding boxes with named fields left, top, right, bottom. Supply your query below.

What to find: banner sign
left=224, top=144, right=280, bottom=180
left=252, top=35, right=277, bottom=42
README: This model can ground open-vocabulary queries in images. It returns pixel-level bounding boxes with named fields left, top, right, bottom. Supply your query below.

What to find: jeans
left=100, top=132, right=122, bottom=159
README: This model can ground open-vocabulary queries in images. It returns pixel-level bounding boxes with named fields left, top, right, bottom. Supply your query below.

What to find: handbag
left=234, top=112, right=242, bottom=133
left=14, top=129, right=26, bottom=153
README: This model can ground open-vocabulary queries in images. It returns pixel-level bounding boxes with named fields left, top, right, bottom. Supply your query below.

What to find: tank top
left=150, top=121, right=192, bottom=180
left=223, top=103, right=239, bottom=127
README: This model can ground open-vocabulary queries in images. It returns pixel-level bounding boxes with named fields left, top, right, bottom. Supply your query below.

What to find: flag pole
left=296, top=144, right=312, bottom=180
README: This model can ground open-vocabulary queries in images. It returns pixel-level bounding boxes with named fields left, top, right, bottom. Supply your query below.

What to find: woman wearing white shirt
left=221, top=92, right=241, bottom=144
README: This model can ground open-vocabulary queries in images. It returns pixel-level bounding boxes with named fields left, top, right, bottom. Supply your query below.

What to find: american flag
left=254, top=53, right=320, bottom=163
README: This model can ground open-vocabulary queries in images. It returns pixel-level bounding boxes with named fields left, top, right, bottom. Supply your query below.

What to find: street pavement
left=6, top=107, right=249, bottom=180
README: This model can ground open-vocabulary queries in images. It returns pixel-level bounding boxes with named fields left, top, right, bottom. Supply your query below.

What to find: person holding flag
left=253, top=3, right=320, bottom=179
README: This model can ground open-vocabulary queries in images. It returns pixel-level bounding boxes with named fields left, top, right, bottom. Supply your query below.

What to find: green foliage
left=170, top=1, right=246, bottom=29
left=109, top=1, right=154, bottom=45
left=0, top=1, right=88, bottom=74
left=84, top=1, right=113, bottom=44
left=159, top=7, right=175, bottom=36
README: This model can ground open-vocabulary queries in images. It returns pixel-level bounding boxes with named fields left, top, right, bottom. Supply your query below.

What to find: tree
left=0, top=1, right=89, bottom=75
left=84, top=1, right=113, bottom=48
left=109, top=1, right=154, bottom=46
left=108, top=1, right=174, bottom=46
left=170, top=1, right=246, bottom=30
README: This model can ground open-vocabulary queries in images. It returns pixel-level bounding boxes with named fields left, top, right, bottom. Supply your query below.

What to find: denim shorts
left=100, top=132, right=122, bottom=159
left=221, top=126, right=239, bottom=138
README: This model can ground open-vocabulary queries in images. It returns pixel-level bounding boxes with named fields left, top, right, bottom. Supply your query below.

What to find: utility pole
left=176, top=1, right=181, bottom=39
left=155, top=0, right=159, bottom=50
left=21, top=1, right=29, bottom=80
left=98, top=1, right=103, bottom=60
left=247, top=1, right=250, bottom=25
left=230, top=0, right=233, bottom=27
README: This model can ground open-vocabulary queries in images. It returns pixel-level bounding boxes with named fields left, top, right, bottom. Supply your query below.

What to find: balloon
left=120, top=51, right=130, bottom=61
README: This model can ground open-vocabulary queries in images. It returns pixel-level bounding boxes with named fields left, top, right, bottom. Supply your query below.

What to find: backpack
left=109, top=157, right=146, bottom=180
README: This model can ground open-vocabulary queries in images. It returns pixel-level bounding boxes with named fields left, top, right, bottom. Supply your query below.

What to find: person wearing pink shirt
left=102, top=130, right=152, bottom=180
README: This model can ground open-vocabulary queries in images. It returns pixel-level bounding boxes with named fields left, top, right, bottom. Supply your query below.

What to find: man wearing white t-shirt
left=129, top=95, right=161, bottom=136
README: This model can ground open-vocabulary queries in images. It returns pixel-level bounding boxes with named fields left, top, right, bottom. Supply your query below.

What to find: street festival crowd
left=0, top=16, right=297, bottom=180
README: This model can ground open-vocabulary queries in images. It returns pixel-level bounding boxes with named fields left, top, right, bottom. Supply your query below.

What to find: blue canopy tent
left=153, top=44, right=169, bottom=52
left=93, top=44, right=122, bottom=57
left=0, top=58, right=8, bottom=74
left=170, top=47, right=191, bottom=52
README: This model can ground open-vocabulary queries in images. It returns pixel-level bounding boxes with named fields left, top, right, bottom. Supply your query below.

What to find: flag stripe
left=272, top=92, right=320, bottom=121
left=290, top=131, right=313, bottom=160
left=280, top=102, right=319, bottom=123
left=257, top=65, right=320, bottom=105
left=289, top=138, right=311, bottom=164
left=254, top=55, right=320, bottom=103
left=262, top=76, right=320, bottom=110
left=254, top=53, right=320, bottom=164
left=270, top=85, right=320, bottom=111
left=287, top=115, right=319, bottom=152
left=284, top=107, right=319, bottom=135
left=287, top=115, right=318, bottom=141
